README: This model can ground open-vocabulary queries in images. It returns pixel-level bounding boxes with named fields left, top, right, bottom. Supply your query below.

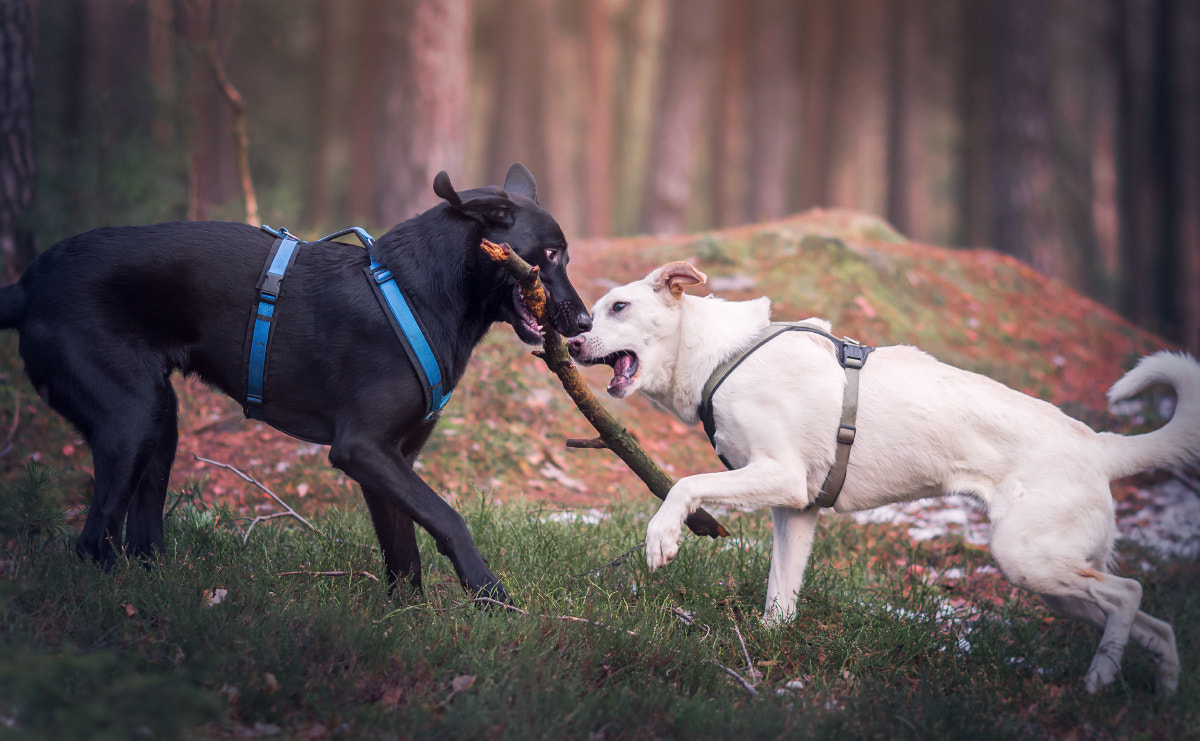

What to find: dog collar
left=697, top=321, right=873, bottom=508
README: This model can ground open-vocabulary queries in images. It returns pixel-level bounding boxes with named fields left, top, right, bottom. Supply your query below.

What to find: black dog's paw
left=472, top=579, right=513, bottom=609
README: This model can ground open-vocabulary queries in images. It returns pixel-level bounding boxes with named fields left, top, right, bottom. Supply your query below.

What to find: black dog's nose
left=575, top=312, right=592, bottom=334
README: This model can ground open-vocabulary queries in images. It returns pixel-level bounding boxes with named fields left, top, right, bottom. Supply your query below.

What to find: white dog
left=568, top=261, right=1199, bottom=694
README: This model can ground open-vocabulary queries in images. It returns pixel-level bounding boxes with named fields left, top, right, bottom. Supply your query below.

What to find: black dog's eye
left=545, top=248, right=560, bottom=264
left=611, top=301, right=628, bottom=314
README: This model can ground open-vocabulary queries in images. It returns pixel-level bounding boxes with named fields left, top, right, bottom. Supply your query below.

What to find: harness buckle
left=837, top=424, right=856, bottom=445
left=842, top=343, right=868, bottom=369
left=373, top=267, right=393, bottom=284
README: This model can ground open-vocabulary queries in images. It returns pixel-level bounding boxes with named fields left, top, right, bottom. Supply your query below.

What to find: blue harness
left=244, top=224, right=451, bottom=422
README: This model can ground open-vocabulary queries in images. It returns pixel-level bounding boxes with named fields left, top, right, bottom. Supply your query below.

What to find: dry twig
left=279, top=570, right=380, bottom=582
left=192, top=454, right=323, bottom=543
left=480, top=239, right=728, bottom=538
left=0, top=391, right=19, bottom=458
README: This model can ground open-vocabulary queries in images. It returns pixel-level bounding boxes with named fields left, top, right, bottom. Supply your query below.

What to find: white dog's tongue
left=607, top=353, right=637, bottom=394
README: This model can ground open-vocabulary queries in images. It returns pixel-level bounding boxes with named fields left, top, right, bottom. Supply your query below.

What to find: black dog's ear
left=503, top=163, right=538, bottom=203
left=433, top=171, right=463, bottom=207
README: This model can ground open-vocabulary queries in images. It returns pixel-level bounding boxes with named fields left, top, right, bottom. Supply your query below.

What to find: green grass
left=1, top=478, right=1196, bottom=740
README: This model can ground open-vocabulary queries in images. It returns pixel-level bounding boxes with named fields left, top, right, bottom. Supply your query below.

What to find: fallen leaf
left=380, top=684, right=403, bottom=707
left=123, top=603, right=137, bottom=617
left=263, top=672, right=279, bottom=693
left=204, top=587, right=229, bottom=607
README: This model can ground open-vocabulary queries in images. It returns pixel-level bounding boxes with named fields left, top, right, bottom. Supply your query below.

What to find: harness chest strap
left=697, top=322, right=874, bottom=509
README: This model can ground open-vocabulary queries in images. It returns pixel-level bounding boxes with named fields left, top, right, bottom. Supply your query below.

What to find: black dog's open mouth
left=511, top=287, right=544, bottom=344
left=578, top=350, right=638, bottom=396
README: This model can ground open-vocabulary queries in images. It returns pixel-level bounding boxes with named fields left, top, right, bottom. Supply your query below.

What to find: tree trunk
left=349, top=0, right=382, bottom=225
left=956, top=0, right=991, bottom=247
left=0, top=0, right=36, bottom=280
left=828, top=0, right=890, bottom=216
left=183, top=0, right=237, bottom=221
left=482, top=0, right=547, bottom=194
left=641, top=0, right=720, bottom=236
left=1172, top=0, right=1200, bottom=353
left=306, top=0, right=339, bottom=228
left=374, top=0, right=472, bottom=225
left=988, top=0, right=1056, bottom=273
left=796, top=0, right=837, bottom=209
left=711, top=0, right=748, bottom=227
left=1115, top=0, right=1163, bottom=328
left=584, top=0, right=617, bottom=237
left=541, top=1, right=585, bottom=238
left=746, top=0, right=800, bottom=222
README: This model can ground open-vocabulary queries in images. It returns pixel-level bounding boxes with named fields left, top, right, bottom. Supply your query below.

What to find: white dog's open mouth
left=598, top=350, right=639, bottom=396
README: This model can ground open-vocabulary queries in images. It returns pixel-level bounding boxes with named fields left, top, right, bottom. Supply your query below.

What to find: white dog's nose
left=567, top=336, right=586, bottom=358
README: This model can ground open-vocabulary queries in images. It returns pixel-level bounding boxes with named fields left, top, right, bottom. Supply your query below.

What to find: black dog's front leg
left=330, top=436, right=510, bottom=603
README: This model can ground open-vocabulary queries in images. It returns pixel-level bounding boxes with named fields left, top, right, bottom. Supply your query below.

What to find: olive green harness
left=696, top=322, right=874, bottom=509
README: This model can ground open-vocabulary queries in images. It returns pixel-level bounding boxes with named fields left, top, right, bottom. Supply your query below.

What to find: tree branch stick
left=480, top=239, right=728, bottom=538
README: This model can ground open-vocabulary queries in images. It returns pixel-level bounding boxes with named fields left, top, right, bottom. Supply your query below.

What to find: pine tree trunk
left=711, top=0, right=748, bottom=227
left=374, top=0, right=472, bottom=225
left=747, top=0, right=799, bottom=222
left=1168, top=0, right=1200, bottom=352
left=349, top=0, right=382, bottom=224
left=989, top=0, right=1056, bottom=273
left=584, top=0, right=616, bottom=237
left=641, top=0, right=720, bottom=235
left=797, top=0, right=837, bottom=209
left=0, top=0, right=36, bottom=280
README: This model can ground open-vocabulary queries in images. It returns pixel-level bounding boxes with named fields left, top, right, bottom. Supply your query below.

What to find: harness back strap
left=244, top=230, right=302, bottom=420
left=365, top=256, right=450, bottom=420
left=698, top=321, right=874, bottom=508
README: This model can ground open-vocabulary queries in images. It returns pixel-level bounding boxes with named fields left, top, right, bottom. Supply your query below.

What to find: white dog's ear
left=651, top=261, right=708, bottom=299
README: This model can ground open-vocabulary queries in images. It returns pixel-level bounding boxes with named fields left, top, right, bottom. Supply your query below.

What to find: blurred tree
left=182, top=0, right=237, bottom=220
left=584, top=0, right=617, bottom=237
left=1, top=0, right=36, bottom=280
left=642, top=0, right=720, bottom=235
left=712, top=0, right=748, bottom=227
left=747, top=0, right=800, bottom=223
left=989, top=0, right=1056, bottom=275
left=480, top=0, right=547, bottom=200
left=1174, top=0, right=1200, bottom=353
left=797, top=0, right=836, bottom=210
left=349, top=0, right=382, bottom=224
left=374, top=0, right=471, bottom=223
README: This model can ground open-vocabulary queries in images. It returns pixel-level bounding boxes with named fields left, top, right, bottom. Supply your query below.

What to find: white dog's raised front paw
left=645, top=508, right=683, bottom=571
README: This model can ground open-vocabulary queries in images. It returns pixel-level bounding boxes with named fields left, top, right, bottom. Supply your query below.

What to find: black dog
left=0, top=164, right=590, bottom=602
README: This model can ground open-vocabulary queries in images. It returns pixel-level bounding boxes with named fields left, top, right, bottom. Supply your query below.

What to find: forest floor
left=2, top=209, right=1198, bottom=738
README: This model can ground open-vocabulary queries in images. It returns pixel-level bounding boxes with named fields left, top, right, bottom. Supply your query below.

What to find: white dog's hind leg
left=645, top=460, right=802, bottom=572
left=997, top=552, right=1143, bottom=693
left=1042, top=594, right=1179, bottom=694
left=763, top=505, right=821, bottom=627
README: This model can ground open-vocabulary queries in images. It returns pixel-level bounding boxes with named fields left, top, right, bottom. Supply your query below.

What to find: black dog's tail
left=0, top=283, right=26, bottom=330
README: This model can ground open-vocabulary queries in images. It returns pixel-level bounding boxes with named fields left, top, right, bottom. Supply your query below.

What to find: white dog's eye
left=611, top=301, right=628, bottom=314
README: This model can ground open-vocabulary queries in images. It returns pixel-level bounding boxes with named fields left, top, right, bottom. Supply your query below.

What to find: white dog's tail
left=1100, top=350, right=1200, bottom=480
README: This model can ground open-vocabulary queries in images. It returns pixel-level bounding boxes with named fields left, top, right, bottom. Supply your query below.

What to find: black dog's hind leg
left=329, top=433, right=509, bottom=603
left=123, top=383, right=179, bottom=559
left=360, top=421, right=437, bottom=594
left=362, top=488, right=422, bottom=592
left=74, top=370, right=177, bottom=569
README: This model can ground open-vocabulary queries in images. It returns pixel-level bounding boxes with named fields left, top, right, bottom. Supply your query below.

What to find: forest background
left=1, top=0, right=1198, bottom=352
